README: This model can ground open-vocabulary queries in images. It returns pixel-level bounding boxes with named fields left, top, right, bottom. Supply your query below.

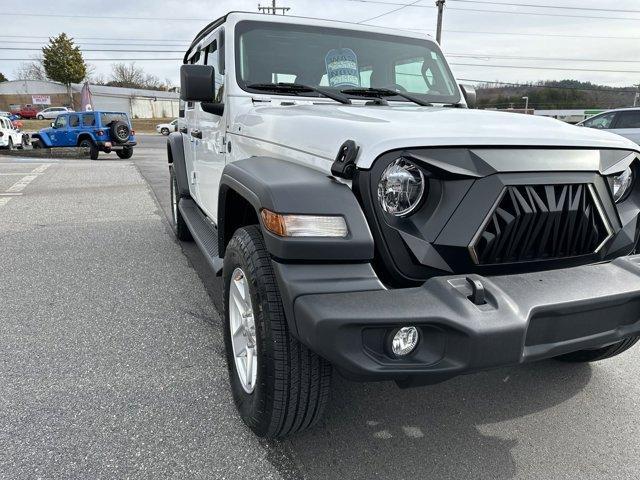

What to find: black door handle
left=191, top=129, right=202, bottom=139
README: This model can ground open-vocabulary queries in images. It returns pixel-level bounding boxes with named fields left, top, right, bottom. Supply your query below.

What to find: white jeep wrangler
left=169, top=12, right=640, bottom=438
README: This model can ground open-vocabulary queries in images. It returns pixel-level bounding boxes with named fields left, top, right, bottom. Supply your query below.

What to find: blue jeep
left=31, top=111, right=136, bottom=160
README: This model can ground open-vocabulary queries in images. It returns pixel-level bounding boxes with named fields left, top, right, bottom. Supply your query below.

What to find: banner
left=32, top=95, right=51, bottom=105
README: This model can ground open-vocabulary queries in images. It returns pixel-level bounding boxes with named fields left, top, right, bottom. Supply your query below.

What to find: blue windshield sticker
left=325, top=48, right=360, bottom=87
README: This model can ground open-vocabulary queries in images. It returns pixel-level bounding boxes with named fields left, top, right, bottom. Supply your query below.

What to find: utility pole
left=435, top=0, right=445, bottom=45
left=258, top=0, right=290, bottom=15
left=522, top=96, right=529, bottom=112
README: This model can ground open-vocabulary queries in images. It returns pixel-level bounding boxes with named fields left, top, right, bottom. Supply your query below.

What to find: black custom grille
left=470, top=184, right=612, bottom=265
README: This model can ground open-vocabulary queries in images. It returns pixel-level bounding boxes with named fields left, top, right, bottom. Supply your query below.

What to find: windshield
left=235, top=21, right=460, bottom=105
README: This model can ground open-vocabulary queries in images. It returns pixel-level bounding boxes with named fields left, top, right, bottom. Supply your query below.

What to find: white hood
left=234, top=104, right=640, bottom=169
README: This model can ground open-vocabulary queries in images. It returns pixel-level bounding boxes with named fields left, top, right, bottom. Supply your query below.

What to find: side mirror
left=459, top=84, right=477, bottom=109
left=50, top=122, right=55, bottom=128
left=180, top=64, right=214, bottom=102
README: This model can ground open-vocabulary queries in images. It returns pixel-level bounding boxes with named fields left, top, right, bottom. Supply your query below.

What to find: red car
left=12, top=105, right=39, bottom=119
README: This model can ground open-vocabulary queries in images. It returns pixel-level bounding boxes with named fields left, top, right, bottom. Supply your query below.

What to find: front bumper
left=278, top=256, right=640, bottom=385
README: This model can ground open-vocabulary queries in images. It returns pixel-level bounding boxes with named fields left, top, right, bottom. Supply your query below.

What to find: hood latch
left=331, top=140, right=359, bottom=180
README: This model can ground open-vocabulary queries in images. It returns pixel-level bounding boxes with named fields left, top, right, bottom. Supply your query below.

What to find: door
left=66, top=114, right=81, bottom=146
left=49, top=115, right=68, bottom=146
left=195, top=31, right=227, bottom=220
left=611, top=110, right=640, bottom=144
left=183, top=48, right=204, bottom=202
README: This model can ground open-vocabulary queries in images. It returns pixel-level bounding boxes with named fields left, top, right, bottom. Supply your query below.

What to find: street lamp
left=522, top=96, right=530, bottom=112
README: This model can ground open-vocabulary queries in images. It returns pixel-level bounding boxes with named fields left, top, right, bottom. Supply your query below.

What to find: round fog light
left=391, top=327, right=419, bottom=356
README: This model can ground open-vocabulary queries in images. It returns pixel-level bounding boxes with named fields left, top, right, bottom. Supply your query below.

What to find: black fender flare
left=167, top=132, right=190, bottom=197
left=218, top=157, right=374, bottom=262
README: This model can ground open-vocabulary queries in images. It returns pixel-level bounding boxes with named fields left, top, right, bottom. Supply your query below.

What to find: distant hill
left=475, top=80, right=638, bottom=110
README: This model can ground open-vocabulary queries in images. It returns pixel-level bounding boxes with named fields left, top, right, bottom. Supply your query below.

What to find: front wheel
left=556, top=336, right=640, bottom=362
left=116, top=147, right=133, bottom=159
left=161, top=128, right=170, bottom=136
left=223, top=226, right=332, bottom=438
left=36, top=115, right=44, bottom=120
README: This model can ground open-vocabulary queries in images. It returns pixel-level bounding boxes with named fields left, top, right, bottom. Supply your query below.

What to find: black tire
left=7, top=138, right=14, bottom=150
left=161, top=128, right=170, bottom=136
left=556, top=336, right=640, bottom=363
left=36, top=114, right=44, bottom=120
left=79, top=138, right=99, bottom=160
left=169, top=166, right=193, bottom=241
left=223, top=225, right=332, bottom=438
left=116, top=147, right=133, bottom=159
left=31, top=139, right=42, bottom=149
left=20, top=135, right=28, bottom=149
left=110, top=121, right=130, bottom=144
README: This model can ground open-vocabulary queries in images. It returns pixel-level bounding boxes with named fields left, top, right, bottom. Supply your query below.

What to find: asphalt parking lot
left=2, top=135, right=640, bottom=479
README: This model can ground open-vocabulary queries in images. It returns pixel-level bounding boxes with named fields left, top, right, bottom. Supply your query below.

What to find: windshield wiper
left=340, top=87, right=433, bottom=107
left=246, top=82, right=351, bottom=105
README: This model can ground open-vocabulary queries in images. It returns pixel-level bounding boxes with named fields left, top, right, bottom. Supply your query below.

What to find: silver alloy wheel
left=229, top=267, right=258, bottom=394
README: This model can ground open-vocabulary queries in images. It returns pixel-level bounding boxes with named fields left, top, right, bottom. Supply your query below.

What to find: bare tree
left=14, top=55, right=47, bottom=81
left=107, top=62, right=172, bottom=91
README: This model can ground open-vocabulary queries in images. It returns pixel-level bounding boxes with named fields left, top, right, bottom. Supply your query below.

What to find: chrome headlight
left=611, top=167, right=634, bottom=203
left=377, top=158, right=426, bottom=217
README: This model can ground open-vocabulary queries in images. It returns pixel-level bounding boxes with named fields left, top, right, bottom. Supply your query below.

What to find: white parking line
left=0, top=163, right=51, bottom=209
left=0, top=172, right=45, bottom=176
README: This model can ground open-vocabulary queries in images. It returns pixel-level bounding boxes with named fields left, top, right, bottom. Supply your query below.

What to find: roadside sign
left=32, top=95, right=51, bottom=105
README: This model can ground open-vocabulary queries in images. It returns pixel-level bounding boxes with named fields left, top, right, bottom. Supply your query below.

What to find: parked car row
left=7, top=105, right=75, bottom=120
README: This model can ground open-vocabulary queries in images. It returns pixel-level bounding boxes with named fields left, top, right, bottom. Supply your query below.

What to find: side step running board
left=178, top=198, right=224, bottom=276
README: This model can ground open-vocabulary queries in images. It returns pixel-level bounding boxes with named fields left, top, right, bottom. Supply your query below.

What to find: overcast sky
left=2, top=0, right=639, bottom=89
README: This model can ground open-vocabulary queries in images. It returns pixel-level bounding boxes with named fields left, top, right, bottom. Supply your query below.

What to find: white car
left=0, top=115, right=24, bottom=149
left=156, top=119, right=178, bottom=135
left=578, top=107, right=640, bottom=144
left=169, top=12, right=640, bottom=439
left=36, top=107, right=74, bottom=120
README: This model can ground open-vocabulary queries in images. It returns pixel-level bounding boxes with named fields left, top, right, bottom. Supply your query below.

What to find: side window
left=206, top=33, right=225, bottom=104
left=615, top=111, right=640, bottom=129
left=54, top=116, right=67, bottom=128
left=82, top=113, right=96, bottom=126
left=69, top=115, right=79, bottom=127
left=583, top=112, right=617, bottom=129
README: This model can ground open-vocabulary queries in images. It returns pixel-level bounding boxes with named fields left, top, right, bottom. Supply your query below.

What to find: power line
left=0, top=12, right=204, bottom=21
left=0, top=47, right=184, bottom=53
left=1, top=58, right=183, bottom=62
left=433, top=29, right=640, bottom=40
left=346, top=0, right=640, bottom=21
left=358, top=0, right=422, bottom=23
left=447, top=53, right=640, bottom=64
left=448, top=0, right=640, bottom=14
left=0, top=40, right=188, bottom=47
left=451, top=62, right=640, bottom=74
left=0, top=34, right=189, bottom=42
left=446, top=6, right=640, bottom=21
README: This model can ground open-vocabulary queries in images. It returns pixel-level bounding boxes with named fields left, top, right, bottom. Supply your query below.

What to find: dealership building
left=0, top=80, right=179, bottom=118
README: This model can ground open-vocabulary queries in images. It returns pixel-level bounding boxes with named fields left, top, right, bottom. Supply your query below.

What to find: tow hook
left=331, top=140, right=359, bottom=180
